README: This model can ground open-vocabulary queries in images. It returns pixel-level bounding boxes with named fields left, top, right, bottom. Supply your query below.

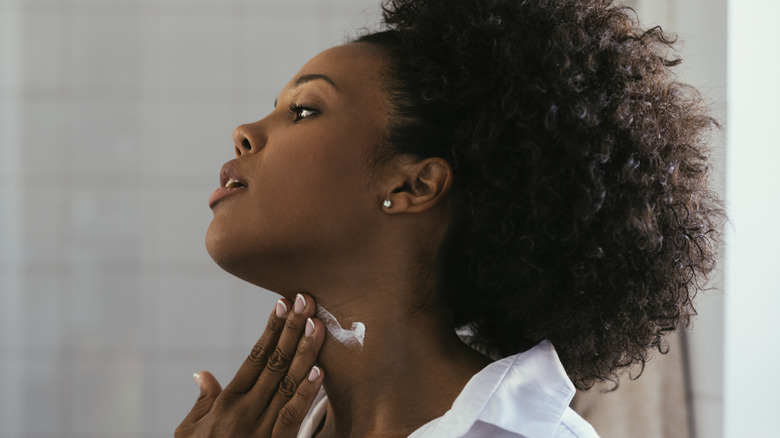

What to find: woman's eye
left=289, top=104, right=319, bottom=121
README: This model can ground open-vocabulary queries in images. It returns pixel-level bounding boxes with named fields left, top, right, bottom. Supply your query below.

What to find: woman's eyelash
left=288, top=103, right=319, bottom=121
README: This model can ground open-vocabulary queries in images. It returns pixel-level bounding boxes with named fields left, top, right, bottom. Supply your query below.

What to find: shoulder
left=410, top=341, right=601, bottom=438
left=555, top=408, right=601, bottom=438
left=418, top=409, right=599, bottom=437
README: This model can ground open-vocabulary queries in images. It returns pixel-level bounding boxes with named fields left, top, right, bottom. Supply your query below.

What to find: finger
left=271, top=366, right=325, bottom=438
left=223, top=298, right=290, bottom=396
left=248, top=293, right=317, bottom=409
left=257, top=317, right=325, bottom=429
left=177, top=371, right=223, bottom=430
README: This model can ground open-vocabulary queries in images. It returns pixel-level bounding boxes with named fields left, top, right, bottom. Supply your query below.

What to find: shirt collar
left=434, top=340, right=576, bottom=437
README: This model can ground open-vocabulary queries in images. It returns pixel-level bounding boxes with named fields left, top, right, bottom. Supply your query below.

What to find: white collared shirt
left=297, top=340, right=600, bottom=438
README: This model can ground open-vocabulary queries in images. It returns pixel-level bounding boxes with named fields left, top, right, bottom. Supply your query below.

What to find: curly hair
left=357, top=0, right=723, bottom=389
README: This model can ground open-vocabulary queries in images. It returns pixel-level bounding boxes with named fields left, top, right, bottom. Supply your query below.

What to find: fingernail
left=294, top=294, right=306, bottom=314
left=275, top=300, right=288, bottom=318
left=193, top=372, right=202, bottom=388
left=305, top=318, right=315, bottom=337
left=308, top=366, right=321, bottom=382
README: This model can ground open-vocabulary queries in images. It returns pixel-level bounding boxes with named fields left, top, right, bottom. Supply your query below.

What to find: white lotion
left=316, top=305, right=365, bottom=348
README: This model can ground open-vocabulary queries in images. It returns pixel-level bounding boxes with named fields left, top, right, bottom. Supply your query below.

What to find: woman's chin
left=205, top=227, right=254, bottom=280
left=205, top=224, right=229, bottom=264
left=204, top=228, right=288, bottom=294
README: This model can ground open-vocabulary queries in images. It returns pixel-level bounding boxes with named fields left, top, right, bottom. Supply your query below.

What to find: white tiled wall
left=0, top=1, right=380, bottom=436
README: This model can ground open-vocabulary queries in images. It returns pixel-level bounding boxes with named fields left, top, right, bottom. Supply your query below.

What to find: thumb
left=180, top=371, right=223, bottom=428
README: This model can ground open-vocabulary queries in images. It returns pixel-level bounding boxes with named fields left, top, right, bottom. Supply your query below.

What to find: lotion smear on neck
left=316, top=305, right=365, bottom=348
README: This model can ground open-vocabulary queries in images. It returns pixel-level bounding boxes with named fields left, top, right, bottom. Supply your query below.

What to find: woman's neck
left=248, top=223, right=492, bottom=437
left=303, top=279, right=492, bottom=438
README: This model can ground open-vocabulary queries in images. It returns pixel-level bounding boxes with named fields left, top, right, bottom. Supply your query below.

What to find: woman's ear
left=383, top=157, right=453, bottom=214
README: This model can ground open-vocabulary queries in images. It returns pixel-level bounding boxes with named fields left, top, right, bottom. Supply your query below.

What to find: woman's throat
left=316, top=305, right=366, bottom=348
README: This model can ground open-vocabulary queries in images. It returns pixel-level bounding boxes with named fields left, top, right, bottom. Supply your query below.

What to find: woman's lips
left=209, top=186, right=245, bottom=209
left=210, top=161, right=248, bottom=209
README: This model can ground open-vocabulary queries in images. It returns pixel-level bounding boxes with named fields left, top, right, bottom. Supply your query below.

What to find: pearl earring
left=382, top=199, right=392, bottom=208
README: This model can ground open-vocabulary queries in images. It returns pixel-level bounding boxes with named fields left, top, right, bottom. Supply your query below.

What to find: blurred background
left=0, top=0, right=776, bottom=437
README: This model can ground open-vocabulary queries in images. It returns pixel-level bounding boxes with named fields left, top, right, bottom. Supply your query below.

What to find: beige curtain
left=570, top=331, right=693, bottom=438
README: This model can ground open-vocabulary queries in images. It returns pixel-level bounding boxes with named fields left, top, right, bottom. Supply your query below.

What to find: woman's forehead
left=289, top=43, right=387, bottom=93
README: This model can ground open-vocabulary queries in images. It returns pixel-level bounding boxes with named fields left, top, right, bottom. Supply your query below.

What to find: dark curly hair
left=357, top=0, right=723, bottom=389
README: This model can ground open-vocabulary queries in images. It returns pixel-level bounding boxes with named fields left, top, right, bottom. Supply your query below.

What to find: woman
left=175, top=0, right=722, bottom=436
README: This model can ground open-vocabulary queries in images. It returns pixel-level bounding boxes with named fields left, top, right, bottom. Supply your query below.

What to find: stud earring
left=382, top=199, right=392, bottom=208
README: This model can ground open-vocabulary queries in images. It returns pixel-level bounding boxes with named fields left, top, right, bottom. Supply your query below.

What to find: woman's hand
left=175, top=293, right=325, bottom=438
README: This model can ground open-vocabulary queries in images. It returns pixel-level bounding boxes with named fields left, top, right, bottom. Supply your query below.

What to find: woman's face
left=205, top=43, right=392, bottom=289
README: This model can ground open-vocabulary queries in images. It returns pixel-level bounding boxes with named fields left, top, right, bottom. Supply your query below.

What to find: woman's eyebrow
left=274, top=74, right=339, bottom=108
left=294, top=73, right=339, bottom=91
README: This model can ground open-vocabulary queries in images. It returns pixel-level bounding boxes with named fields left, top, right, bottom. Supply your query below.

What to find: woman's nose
left=232, top=122, right=266, bottom=156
